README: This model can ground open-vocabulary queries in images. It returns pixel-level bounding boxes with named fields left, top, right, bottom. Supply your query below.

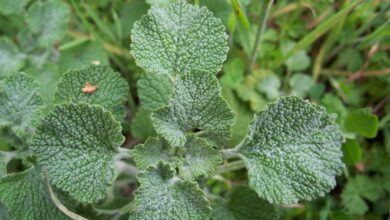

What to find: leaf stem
left=215, top=160, right=246, bottom=175
left=221, top=148, right=239, bottom=159
left=248, top=0, right=274, bottom=74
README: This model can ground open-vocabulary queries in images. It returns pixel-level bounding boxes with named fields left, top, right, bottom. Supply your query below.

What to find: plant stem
left=221, top=148, right=239, bottom=159
left=248, top=0, right=274, bottom=74
left=215, top=160, right=246, bottom=175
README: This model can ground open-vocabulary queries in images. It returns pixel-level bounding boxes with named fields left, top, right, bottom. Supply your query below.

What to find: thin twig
left=248, top=0, right=274, bottom=74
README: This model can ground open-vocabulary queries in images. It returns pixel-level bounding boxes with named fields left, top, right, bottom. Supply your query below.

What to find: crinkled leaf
left=132, top=136, right=181, bottom=170
left=131, top=0, right=228, bottom=76
left=178, top=135, right=222, bottom=180
left=130, top=162, right=211, bottom=220
left=138, top=73, right=173, bottom=113
left=130, top=109, right=157, bottom=140
left=0, top=202, right=9, bottom=220
left=54, top=65, right=129, bottom=121
left=235, top=96, right=344, bottom=204
left=341, top=175, right=384, bottom=215
left=133, top=135, right=222, bottom=180
left=0, top=37, right=25, bottom=78
left=212, top=186, right=279, bottom=220
left=0, top=73, right=44, bottom=139
left=0, top=168, right=69, bottom=220
left=0, top=0, right=28, bottom=15
left=152, top=71, right=235, bottom=147
left=27, top=0, right=70, bottom=47
left=31, top=103, right=125, bottom=203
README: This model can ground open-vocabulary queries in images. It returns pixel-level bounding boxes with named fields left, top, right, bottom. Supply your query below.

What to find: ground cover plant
left=0, top=0, right=389, bottom=219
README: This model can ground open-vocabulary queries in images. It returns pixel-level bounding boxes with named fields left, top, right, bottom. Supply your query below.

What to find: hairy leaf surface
left=0, top=151, right=7, bottom=178
left=213, top=186, right=279, bottom=220
left=0, top=168, right=69, bottom=220
left=138, top=73, right=173, bottom=113
left=31, top=103, right=124, bottom=203
left=0, top=37, right=25, bottom=78
left=131, top=0, right=228, bottom=76
left=152, top=71, right=234, bottom=147
left=55, top=65, right=129, bottom=121
left=133, top=135, right=221, bottom=179
left=129, top=162, right=211, bottom=220
left=236, top=96, right=344, bottom=204
left=0, top=73, right=43, bottom=138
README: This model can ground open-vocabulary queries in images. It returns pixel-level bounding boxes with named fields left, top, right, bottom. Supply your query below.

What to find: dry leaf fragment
left=82, top=82, right=98, bottom=94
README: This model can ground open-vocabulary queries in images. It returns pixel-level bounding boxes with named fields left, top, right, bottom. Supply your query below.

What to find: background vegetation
left=0, top=0, right=389, bottom=219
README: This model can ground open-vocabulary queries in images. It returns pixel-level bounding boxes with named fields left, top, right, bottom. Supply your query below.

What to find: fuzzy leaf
left=130, top=162, right=211, bottom=220
left=0, top=168, right=69, bottom=220
left=213, top=186, right=279, bottom=220
left=178, top=135, right=222, bottom=180
left=54, top=65, right=129, bottom=121
left=132, top=136, right=181, bottom=170
left=130, top=109, right=157, bottom=140
left=131, top=0, right=228, bottom=76
left=152, top=71, right=234, bottom=147
left=31, top=103, right=125, bottom=203
left=0, top=73, right=44, bottom=138
left=235, top=96, right=344, bottom=204
left=138, top=73, right=173, bottom=113
left=27, top=0, right=70, bottom=47
left=0, top=37, right=25, bottom=78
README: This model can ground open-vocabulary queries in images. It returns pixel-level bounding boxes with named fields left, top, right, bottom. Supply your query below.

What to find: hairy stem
left=215, top=160, right=246, bottom=175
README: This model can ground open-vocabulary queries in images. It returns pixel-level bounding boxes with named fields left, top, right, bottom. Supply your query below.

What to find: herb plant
left=1, top=0, right=388, bottom=219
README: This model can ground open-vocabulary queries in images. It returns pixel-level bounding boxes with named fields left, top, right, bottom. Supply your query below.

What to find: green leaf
left=0, top=202, right=9, bottom=220
left=132, top=136, right=181, bottom=170
left=257, top=74, right=281, bottom=100
left=235, top=96, right=344, bottom=204
left=138, top=73, right=173, bottom=113
left=0, top=37, right=25, bottom=78
left=0, top=0, right=28, bottom=15
left=131, top=0, right=228, bottom=75
left=133, top=135, right=222, bottom=180
left=27, top=0, right=70, bottom=47
left=212, top=186, right=279, bottom=220
left=341, top=175, right=384, bottom=215
left=344, top=108, right=378, bottom=138
left=130, top=109, right=157, bottom=140
left=342, top=139, right=362, bottom=166
left=220, top=58, right=245, bottom=89
left=54, top=65, right=129, bottom=122
left=31, top=103, right=125, bottom=203
left=58, top=41, right=109, bottom=73
left=152, top=71, right=235, bottom=147
left=289, top=73, right=315, bottom=97
left=129, top=162, right=211, bottom=220
left=146, top=0, right=176, bottom=7
left=0, top=73, right=44, bottom=139
left=0, top=168, right=69, bottom=220
left=0, top=151, right=7, bottom=178
left=178, top=135, right=222, bottom=180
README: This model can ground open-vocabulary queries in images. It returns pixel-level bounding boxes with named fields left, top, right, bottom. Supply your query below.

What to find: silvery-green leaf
left=27, top=0, right=70, bottom=47
left=130, top=109, right=157, bottom=140
left=31, top=103, right=125, bottom=203
left=152, top=71, right=234, bottom=147
left=0, top=168, right=69, bottom=220
left=0, top=37, right=25, bottom=78
left=54, top=65, right=129, bottom=122
left=0, top=151, right=7, bottom=178
left=234, top=96, right=344, bottom=204
left=0, top=73, right=44, bottom=139
left=131, top=0, right=228, bottom=76
left=129, top=162, right=211, bottom=220
left=0, top=0, right=28, bottom=15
